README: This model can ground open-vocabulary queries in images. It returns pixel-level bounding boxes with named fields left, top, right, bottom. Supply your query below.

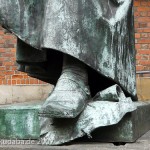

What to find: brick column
left=134, top=0, right=150, bottom=72
left=0, top=26, right=46, bottom=85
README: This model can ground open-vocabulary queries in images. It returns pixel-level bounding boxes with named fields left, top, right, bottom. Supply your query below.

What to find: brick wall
left=134, top=0, right=150, bottom=72
left=0, top=0, right=150, bottom=85
left=0, top=26, right=46, bottom=85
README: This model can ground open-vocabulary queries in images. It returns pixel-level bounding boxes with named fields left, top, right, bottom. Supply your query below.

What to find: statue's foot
left=39, top=55, right=91, bottom=118
left=39, top=72, right=90, bottom=118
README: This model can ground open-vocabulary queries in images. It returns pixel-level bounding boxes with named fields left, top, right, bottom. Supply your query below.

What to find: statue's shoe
left=39, top=72, right=91, bottom=118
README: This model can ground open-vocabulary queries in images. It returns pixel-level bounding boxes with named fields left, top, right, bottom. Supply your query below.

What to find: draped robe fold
left=0, top=0, right=137, bottom=99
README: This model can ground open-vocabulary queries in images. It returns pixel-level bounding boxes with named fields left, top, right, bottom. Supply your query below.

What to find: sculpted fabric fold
left=0, top=0, right=136, bottom=98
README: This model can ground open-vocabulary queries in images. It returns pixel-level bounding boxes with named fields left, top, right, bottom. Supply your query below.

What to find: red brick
left=0, top=75, right=5, bottom=79
left=137, top=39, right=150, bottom=44
left=0, top=80, right=3, bottom=84
left=136, top=55, right=142, bottom=60
left=141, top=44, right=149, bottom=49
left=140, top=12, right=147, bottom=17
left=139, top=60, right=150, bottom=66
left=0, top=44, right=5, bottom=48
left=25, top=79, right=29, bottom=84
left=137, top=7, right=150, bottom=12
left=136, top=65, right=144, bottom=71
left=138, top=17, right=150, bottom=23
left=147, top=23, right=150, bottom=27
left=141, top=33, right=148, bottom=38
left=21, top=79, right=25, bottom=84
left=7, top=80, right=11, bottom=85
left=141, top=2, right=147, bottom=6
left=2, top=79, right=7, bottom=84
left=0, top=40, right=5, bottom=44
left=135, top=33, right=140, bottom=38
left=134, top=1, right=140, bottom=7
left=12, top=80, right=16, bottom=85
left=0, top=67, right=5, bottom=71
left=134, top=12, right=140, bottom=17
left=0, top=31, right=4, bottom=35
left=1, top=53, right=15, bottom=57
left=135, top=44, right=141, bottom=49
left=142, top=55, right=149, bottom=60
left=1, top=2, right=150, bottom=84
left=0, top=48, right=5, bottom=53
left=134, top=22, right=140, bottom=28
left=0, top=58, right=6, bottom=62
left=4, top=35, right=15, bottom=39
left=11, top=48, right=16, bottom=52
left=12, top=75, right=23, bottom=79
left=17, top=80, right=21, bottom=84
left=4, top=71, right=14, bottom=75
left=34, top=79, right=38, bottom=84
left=138, top=50, right=150, bottom=55
left=135, top=28, right=150, bottom=33
left=3, top=62, right=14, bottom=66
left=11, top=66, right=17, bottom=70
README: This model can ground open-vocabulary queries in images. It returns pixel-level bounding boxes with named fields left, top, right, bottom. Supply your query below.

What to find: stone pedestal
left=0, top=101, right=149, bottom=143
left=91, top=101, right=150, bottom=143
left=0, top=101, right=42, bottom=139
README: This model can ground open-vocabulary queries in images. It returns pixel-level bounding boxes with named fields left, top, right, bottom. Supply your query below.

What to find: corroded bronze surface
left=40, top=85, right=136, bottom=145
left=0, top=0, right=138, bottom=145
left=0, top=0, right=136, bottom=99
left=39, top=56, right=91, bottom=118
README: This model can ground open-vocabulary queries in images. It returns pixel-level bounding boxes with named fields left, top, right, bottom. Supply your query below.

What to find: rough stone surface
left=0, top=100, right=149, bottom=145
left=0, top=85, right=52, bottom=104
left=0, top=101, right=42, bottom=139
left=137, top=77, right=150, bottom=101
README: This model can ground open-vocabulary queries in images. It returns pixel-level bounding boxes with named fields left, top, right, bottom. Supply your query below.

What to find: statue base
left=0, top=101, right=41, bottom=139
left=0, top=101, right=149, bottom=143
left=91, top=101, right=150, bottom=143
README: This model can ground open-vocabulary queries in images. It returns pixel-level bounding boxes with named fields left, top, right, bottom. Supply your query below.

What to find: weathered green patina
left=0, top=102, right=42, bottom=139
left=0, top=0, right=140, bottom=145
left=0, top=0, right=136, bottom=99
left=0, top=100, right=149, bottom=145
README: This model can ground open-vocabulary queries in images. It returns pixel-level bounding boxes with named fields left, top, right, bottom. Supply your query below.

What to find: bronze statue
left=0, top=0, right=137, bottom=145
